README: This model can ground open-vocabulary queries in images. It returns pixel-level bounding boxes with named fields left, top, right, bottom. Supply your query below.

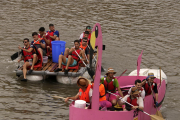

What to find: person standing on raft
left=141, top=73, right=159, bottom=107
left=100, top=68, right=124, bottom=106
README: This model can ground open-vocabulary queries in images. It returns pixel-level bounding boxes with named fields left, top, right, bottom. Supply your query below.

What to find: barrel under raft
left=15, top=57, right=88, bottom=82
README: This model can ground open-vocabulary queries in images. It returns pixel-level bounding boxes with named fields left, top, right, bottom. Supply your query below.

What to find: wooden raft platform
left=18, top=58, right=82, bottom=73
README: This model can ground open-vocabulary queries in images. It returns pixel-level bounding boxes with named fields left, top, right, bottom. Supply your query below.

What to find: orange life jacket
left=34, top=40, right=41, bottom=44
left=80, top=43, right=87, bottom=50
left=91, top=83, right=106, bottom=102
left=79, top=84, right=91, bottom=103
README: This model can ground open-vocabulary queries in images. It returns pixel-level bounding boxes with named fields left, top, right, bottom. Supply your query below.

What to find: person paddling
left=128, top=79, right=145, bottom=99
left=18, top=38, right=39, bottom=81
left=64, top=77, right=92, bottom=103
left=141, top=73, right=159, bottom=107
left=18, top=32, right=45, bottom=74
left=54, top=40, right=86, bottom=75
left=79, top=37, right=90, bottom=61
left=100, top=68, right=124, bottom=106
left=121, top=87, right=144, bottom=111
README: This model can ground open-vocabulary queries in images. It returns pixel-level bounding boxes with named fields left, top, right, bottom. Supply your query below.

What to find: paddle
left=149, top=81, right=163, bottom=117
left=107, top=91, right=164, bottom=120
left=52, top=96, right=90, bottom=105
left=159, top=67, right=161, bottom=85
left=75, top=50, right=95, bottom=79
left=87, top=45, right=105, bottom=72
left=11, top=51, right=22, bottom=61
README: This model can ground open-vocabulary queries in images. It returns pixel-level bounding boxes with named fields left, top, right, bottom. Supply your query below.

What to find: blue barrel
left=51, top=41, right=66, bottom=63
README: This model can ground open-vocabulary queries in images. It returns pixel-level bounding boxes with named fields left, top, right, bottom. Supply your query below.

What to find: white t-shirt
left=121, top=95, right=144, bottom=108
left=128, top=87, right=145, bottom=99
left=79, top=32, right=84, bottom=39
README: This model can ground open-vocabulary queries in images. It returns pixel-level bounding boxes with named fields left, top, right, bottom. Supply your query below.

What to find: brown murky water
left=0, top=0, right=179, bottom=119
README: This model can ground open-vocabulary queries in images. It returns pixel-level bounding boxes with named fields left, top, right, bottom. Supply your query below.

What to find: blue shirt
left=47, top=30, right=59, bottom=37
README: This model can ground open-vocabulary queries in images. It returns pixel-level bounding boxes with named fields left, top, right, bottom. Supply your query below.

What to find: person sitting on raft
left=91, top=76, right=112, bottom=110
left=65, top=77, right=92, bottom=103
left=79, top=31, right=90, bottom=44
left=18, top=38, right=39, bottom=81
left=121, top=87, right=144, bottom=111
left=141, top=73, right=158, bottom=107
left=18, top=32, right=45, bottom=74
left=54, top=40, right=86, bottom=75
left=47, top=24, right=60, bottom=41
left=38, top=27, right=51, bottom=56
left=31, top=32, right=45, bottom=58
left=79, top=26, right=91, bottom=40
left=100, top=68, right=124, bottom=106
left=79, top=37, right=90, bottom=60
left=38, top=27, right=51, bottom=54
left=128, top=79, right=145, bottom=99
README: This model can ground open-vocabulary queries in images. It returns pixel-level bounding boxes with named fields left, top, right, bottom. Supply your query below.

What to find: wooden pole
left=159, top=67, right=161, bottom=85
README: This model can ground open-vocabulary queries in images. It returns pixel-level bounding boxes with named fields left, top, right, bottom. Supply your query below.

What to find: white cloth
left=121, top=95, right=144, bottom=108
left=79, top=32, right=84, bottom=39
left=128, top=87, right=145, bottom=99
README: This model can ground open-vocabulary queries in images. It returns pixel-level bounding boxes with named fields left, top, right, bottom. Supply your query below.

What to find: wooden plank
left=50, top=63, right=58, bottom=72
left=73, top=69, right=78, bottom=72
left=47, top=63, right=57, bottom=71
left=42, top=61, right=53, bottom=71
left=69, top=69, right=73, bottom=72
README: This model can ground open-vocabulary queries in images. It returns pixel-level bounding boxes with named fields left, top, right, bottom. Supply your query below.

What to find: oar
left=87, top=45, right=105, bottom=72
left=11, top=51, right=22, bottom=61
left=116, top=69, right=127, bottom=79
left=107, top=91, right=164, bottom=120
left=75, top=50, right=95, bottom=79
left=52, top=96, right=90, bottom=105
left=149, top=82, right=163, bottom=117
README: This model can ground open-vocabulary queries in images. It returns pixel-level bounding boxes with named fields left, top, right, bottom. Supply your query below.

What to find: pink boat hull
left=69, top=77, right=166, bottom=120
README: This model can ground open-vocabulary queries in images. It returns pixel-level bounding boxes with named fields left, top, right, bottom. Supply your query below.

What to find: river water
left=0, top=0, right=179, bottom=119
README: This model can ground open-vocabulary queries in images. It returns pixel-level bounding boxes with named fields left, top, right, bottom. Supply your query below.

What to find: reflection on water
left=0, top=0, right=179, bottom=119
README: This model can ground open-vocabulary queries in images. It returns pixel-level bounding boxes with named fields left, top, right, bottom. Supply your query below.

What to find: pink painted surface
left=91, top=23, right=103, bottom=110
left=69, top=23, right=166, bottom=120
left=137, top=50, right=143, bottom=77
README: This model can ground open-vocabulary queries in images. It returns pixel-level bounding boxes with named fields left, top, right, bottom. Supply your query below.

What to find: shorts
left=62, top=58, right=77, bottom=66
left=106, top=92, right=120, bottom=102
left=99, top=100, right=112, bottom=108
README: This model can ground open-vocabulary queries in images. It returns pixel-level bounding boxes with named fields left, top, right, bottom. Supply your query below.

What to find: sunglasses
left=23, top=41, right=28, bottom=43
left=83, top=41, right=87, bottom=42
left=87, top=27, right=91, bottom=29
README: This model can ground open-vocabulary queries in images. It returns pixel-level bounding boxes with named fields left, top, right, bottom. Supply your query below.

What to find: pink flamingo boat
left=69, top=23, right=166, bottom=120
